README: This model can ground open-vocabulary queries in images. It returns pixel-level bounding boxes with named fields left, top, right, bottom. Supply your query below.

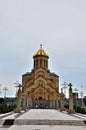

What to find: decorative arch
left=37, top=71, right=45, bottom=78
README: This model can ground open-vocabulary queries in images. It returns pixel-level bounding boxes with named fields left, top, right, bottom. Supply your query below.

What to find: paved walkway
left=17, top=109, right=85, bottom=120
left=0, top=109, right=86, bottom=130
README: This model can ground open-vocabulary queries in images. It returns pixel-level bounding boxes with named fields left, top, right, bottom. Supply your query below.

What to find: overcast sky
left=0, top=0, right=86, bottom=98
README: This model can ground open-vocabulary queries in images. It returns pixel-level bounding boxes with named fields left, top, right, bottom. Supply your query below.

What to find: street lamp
left=62, top=82, right=68, bottom=98
left=74, top=88, right=78, bottom=105
left=80, top=86, right=84, bottom=107
left=3, top=87, right=8, bottom=98
left=15, top=82, right=22, bottom=113
left=14, top=81, right=20, bottom=96
left=0, top=84, right=1, bottom=94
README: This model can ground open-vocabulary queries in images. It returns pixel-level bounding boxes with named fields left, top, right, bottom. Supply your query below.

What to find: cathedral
left=22, top=45, right=61, bottom=109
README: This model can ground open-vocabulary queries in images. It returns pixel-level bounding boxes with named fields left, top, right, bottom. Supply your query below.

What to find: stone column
left=15, top=86, right=22, bottom=113
left=49, top=100, right=53, bottom=109
left=23, top=97, right=26, bottom=110
left=55, top=100, right=59, bottom=109
left=68, top=83, right=75, bottom=114
left=26, top=97, right=29, bottom=109
left=52, top=100, right=56, bottom=109
left=60, top=88, right=65, bottom=111
left=28, top=97, right=33, bottom=109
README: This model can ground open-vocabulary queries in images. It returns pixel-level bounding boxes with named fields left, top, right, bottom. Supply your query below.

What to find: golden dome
left=33, top=45, right=49, bottom=58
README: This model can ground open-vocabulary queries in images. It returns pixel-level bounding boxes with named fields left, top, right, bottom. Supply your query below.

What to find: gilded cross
left=40, top=44, right=42, bottom=48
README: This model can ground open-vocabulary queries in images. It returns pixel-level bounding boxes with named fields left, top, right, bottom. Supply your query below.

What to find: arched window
left=34, top=60, right=36, bottom=68
left=36, top=59, right=38, bottom=68
left=45, top=60, right=47, bottom=68
left=40, top=59, right=42, bottom=67
left=44, top=60, right=45, bottom=68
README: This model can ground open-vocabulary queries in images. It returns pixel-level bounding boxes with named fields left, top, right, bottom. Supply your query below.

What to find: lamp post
left=3, top=87, right=8, bottom=104
left=15, top=82, right=22, bottom=113
left=74, top=88, right=78, bottom=105
left=3, top=87, right=8, bottom=98
left=80, top=86, right=84, bottom=107
left=14, top=81, right=19, bottom=96
left=68, top=83, right=75, bottom=114
left=62, top=82, right=68, bottom=98
left=60, top=88, right=65, bottom=111
left=0, top=84, right=1, bottom=95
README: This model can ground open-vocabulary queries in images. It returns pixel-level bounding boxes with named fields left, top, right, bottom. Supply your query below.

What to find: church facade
left=22, top=45, right=61, bottom=109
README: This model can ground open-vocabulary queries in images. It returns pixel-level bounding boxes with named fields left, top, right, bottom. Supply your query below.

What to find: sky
left=0, top=0, right=86, bottom=98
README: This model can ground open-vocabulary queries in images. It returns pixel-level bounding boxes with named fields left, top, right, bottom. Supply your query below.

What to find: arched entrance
left=33, top=98, right=49, bottom=109
left=39, top=97, right=42, bottom=100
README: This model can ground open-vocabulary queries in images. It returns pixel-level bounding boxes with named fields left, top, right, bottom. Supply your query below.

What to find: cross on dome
left=40, top=44, right=42, bottom=48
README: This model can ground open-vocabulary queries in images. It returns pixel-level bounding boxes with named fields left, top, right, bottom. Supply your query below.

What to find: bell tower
left=33, top=45, right=49, bottom=71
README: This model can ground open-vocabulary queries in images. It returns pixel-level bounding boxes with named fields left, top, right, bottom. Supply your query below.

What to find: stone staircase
left=0, top=119, right=86, bottom=126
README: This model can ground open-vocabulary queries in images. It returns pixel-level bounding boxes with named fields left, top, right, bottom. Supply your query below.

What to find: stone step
left=0, top=119, right=86, bottom=126
left=0, top=112, right=14, bottom=119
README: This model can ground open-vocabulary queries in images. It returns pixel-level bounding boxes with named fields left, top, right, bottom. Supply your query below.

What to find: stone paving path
left=17, top=109, right=85, bottom=120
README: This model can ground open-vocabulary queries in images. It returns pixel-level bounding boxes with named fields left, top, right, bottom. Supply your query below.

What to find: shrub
left=80, top=108, right=86, bottom=114
left=73, top=105, right=86, bottom=114
left=64, top=104, right=69, bottom=109
left=76, top=106, right=81, bottom=113
left=0, top=104, right=16, bottom=113
left=73, top=105, right=77, bottom=112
